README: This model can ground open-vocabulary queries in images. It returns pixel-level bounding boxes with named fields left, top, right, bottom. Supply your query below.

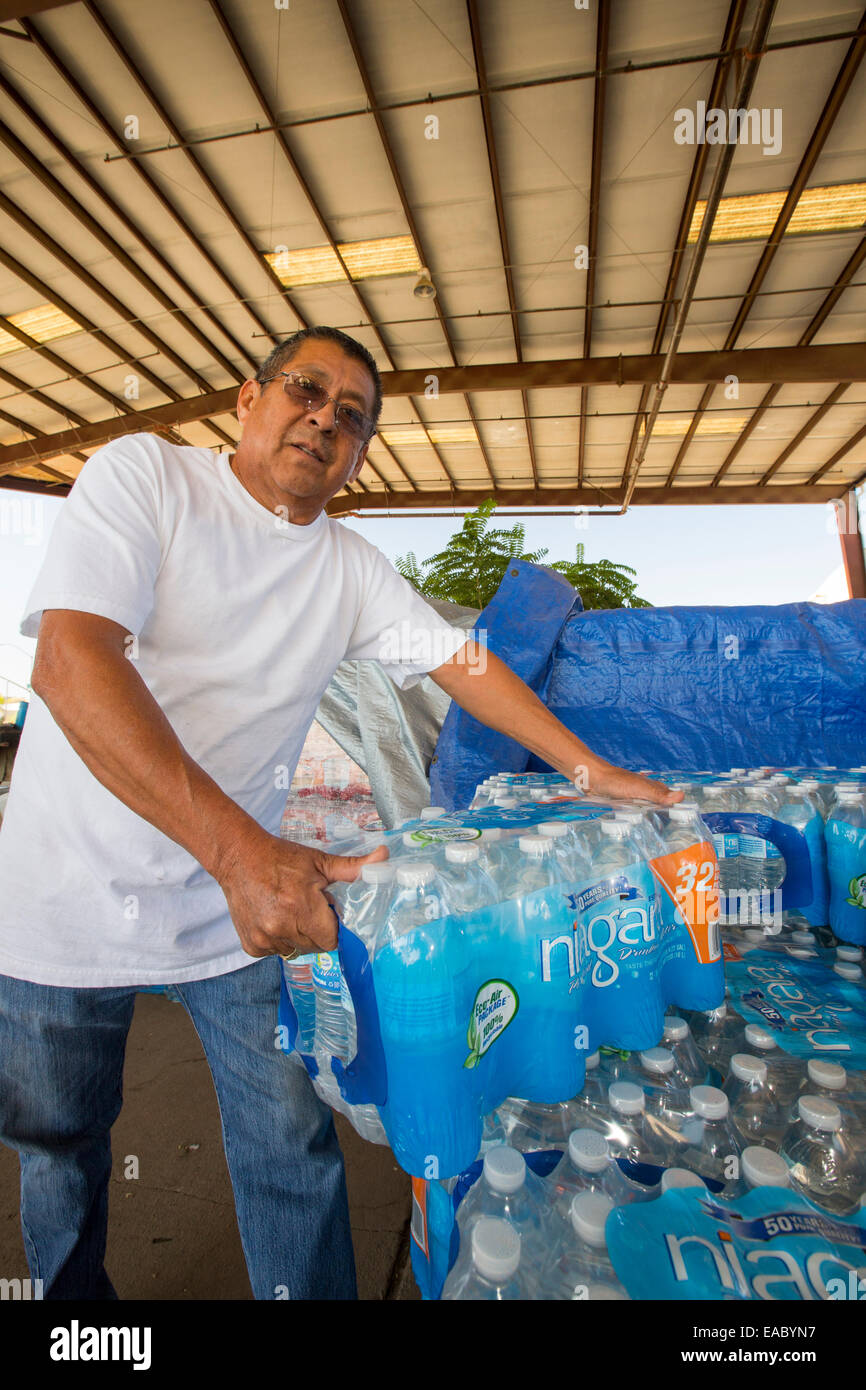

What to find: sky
left=0, top=485, right=846, bottom=706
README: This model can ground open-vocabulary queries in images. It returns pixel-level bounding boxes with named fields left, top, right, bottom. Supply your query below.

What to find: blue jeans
left=0, top=958, right=357, bottom=1300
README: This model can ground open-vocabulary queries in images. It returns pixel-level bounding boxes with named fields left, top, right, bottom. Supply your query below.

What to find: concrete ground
left=0, top=990, right=420, bottom=1301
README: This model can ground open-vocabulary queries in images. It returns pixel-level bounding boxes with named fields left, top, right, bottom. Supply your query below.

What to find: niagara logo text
left=540, top=901, right=657, bottom=986
left=0, top=1277, right=43, bottom=1299
left=49, top=1321, right=152, bottom=1371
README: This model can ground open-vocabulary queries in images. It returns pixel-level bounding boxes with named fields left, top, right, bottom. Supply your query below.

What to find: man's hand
left=215, top=827, right=389, bottom=959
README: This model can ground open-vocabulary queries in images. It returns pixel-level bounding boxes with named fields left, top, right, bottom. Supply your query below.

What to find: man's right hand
left=215, top=826, right=390, bottom=959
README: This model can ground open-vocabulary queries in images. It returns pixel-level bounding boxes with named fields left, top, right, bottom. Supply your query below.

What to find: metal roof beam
left=578, top=0, right=610, bottom=487
left=808, top=422, right=866, bottom=484
left=324, top=483, right=850, bottom=515
left=713, top=231, right=866, bottom=484
left=667, top=9, right=866, bottom=482
left=618, top=0, right=748, bottom=492
left=466, top=0, right=537, bottom=487
left=21, top=14, right=284, bottom=352
left=1, top=340, right=863, bottom=471
left=0, top=77, right=255, bottom=376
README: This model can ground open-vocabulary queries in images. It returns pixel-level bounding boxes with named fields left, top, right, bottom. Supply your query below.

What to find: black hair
left=255, top=326, right=382, bottom=429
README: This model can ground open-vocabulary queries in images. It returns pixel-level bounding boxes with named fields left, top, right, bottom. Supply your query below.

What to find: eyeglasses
left=259, top=370, right=376, bottom=442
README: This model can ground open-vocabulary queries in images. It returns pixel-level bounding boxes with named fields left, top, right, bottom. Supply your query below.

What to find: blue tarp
left=430, top=571, right=866, bottom=809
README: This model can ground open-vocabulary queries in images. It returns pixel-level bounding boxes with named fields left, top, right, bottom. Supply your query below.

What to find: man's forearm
left=428, top=642, right=679, bottom=806
left=429, top=644, right=603, bottom=783
left=32, top=612, right=262, bottom=880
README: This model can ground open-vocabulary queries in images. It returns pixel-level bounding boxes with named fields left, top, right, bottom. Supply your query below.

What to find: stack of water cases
left=280, top=770, right=724, bottom=1176
left=648, top=764, right=866, bottom=945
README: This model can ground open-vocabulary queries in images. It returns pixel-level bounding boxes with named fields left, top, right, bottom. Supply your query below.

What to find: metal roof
left=0, top=0, right=864, bottom=515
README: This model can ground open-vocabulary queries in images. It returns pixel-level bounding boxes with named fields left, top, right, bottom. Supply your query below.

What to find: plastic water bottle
left=497, top=1098, right=578, bottom=1153
left=312, top=950, right=348, bottom=1062
left=633, top=1047, right=692, bottom=1131
left=662, top=1016, right=708, bottom=1089
left=722, top=1053, right=788, bottom=1149
left=547, top=1129, right=651, bottom=1215
left=455, top=1145, right=553, bottom=1263
left=441, top=1218, right=525, bottom=1300
left=539, top=1191, right=629, bottom=1300
left=441, top=841, right=498, bottom=915
left=688, top=1002, right=743, bottom=1073
left=826, top=790, right=866, bottom=947
left=780, top=1095, right=864, bottom=1216
left=737, top=1023, right=802, bottom=1107
left=657, top=1168, right=705, bottom=1194
left=741, top=784, right=783, bottom=896
left=503, top=833, right=564, bottom=899
left=535, top=820, right=590, bottom=880
left=774, top=782, right=828, bottom=918
left=700, top=782, right=742, bottom=898
left=570, top=1050, right=611, bottom=1123
left=791, top=1059, right=865, bottom=1138
left=604, top=1081, right=674, bottom=1173
left=677, top=1086, right=743, bottom=1195
left=474, top=826, right=512, bottom=881
left=741, top=1145, right=791, bottom=1190
left=281, top=954, right=316, bottom=1052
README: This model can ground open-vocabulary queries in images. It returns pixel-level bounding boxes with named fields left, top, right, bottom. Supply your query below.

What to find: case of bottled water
left=280, top=773, right=725, bottom=1178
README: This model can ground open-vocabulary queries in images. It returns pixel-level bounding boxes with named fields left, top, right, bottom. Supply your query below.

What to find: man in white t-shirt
left=0, top=326, right=679, bottom=1301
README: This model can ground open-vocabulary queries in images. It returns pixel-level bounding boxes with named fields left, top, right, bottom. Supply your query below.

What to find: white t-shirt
left=0, top=434, right=468, bottom=987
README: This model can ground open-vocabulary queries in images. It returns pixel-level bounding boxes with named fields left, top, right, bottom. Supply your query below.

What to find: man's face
left=233, top=338, right=376, bottom=522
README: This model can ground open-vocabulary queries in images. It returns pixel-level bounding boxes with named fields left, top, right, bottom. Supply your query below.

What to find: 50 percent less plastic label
left=650, top=840, right=721, bottom=964
left=464, top=979, right=519, bottom=1069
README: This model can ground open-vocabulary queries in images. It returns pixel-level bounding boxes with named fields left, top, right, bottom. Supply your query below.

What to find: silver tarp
left=315, top=597, right=479, bottom=829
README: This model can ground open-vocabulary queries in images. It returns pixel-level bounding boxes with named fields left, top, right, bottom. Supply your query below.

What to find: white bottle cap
left=599, top=820, right=629, bottom=839
left=837, top=790, right=863, bottom=803
left=569, top=1191, right=613, bottom=1248
left=445, top=841, right=480, bottom=865
left=614, top=809, right=642, bottom=824
left=585, top=1050, right=600, bottom=1070
left=395, top=862, right=436, bottom=888
left=585, top=1284, right=629, bottom=1300
left=519, top=834, right=552, bottom=855
left=730, top=1053, right=768, bottom=1084
left=798, top=779, right=820, bottom=791
left=640, top=1047, right=675, bottom=1075
left=690, top=1085, right=729, bottom=1119
left=669, top=802, right=699, bottom=819
left=479, top=827, right=503, bottom=843
left=482, top=1145, right=526, bottom=1195
left=744, top=1023, right=776, bottom=1051
left=471, top=1218, right=521, bottom=1281
left=568, top=1128, right=609, bottom=1174
left=660, top=1168, right=704, bottom=1193
left=402, top=831, right=422, bottom=848
left=609, top=1081, right=645, bottom=1115
left=797, top=1095, right=842, bottom=1132
left=361, top=861, right=395, bottom=884
left=729, top=768, right=747, bottom=775
left=836, top=945, right=864, bottom=963
left=663, top=1016, right=689, bottom=1042
left=493, top=795, right=519, bottom=808
left=806, top=1058, right=846, bottom=1090
left=742, top=1146, right=790, bottom=1189
left=791, top=930, right=816, bottom=947
left=419, top=806, right=446, bottom=820
left=537, top=821, right=568, bottom=838
left=706, top=1003, right=727, bottom=1020
left=834, top=962, right=864, bottom=982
